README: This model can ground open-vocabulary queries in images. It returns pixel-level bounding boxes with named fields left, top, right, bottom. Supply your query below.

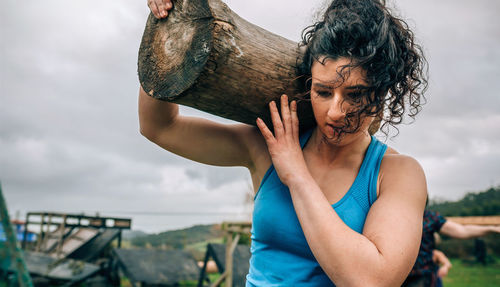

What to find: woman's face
left=310, top=57, right=374, bottom=144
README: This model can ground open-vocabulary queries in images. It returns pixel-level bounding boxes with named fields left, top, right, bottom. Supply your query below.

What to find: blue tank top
left=246, top=128, right=387, bottom=286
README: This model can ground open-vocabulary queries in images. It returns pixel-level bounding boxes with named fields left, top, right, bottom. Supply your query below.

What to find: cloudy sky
left=1, top=0, right=499, bottom=233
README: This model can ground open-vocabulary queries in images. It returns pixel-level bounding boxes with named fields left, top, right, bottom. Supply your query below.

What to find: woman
left=141, top=0, right=428, bottom=285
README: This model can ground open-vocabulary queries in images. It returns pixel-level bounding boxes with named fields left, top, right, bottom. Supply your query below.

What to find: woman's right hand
left=147, top=0, right=173, bottom=19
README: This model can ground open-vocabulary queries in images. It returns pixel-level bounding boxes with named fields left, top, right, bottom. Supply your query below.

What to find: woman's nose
left=326, top=95, right=346, bottom=122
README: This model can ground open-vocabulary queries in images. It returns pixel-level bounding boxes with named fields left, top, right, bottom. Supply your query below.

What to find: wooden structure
left=2, top=212, right=133, bottom=285
left=138, top=0, right=315, bottom=130
left=446, top=216, right=500, bottom=226
left=22, top=212, right=131, bottom=259
left=198, top=221, right=251, bottom=287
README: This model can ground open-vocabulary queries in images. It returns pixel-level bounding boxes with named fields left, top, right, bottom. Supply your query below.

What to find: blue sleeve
left=434, top=211, right=447, bottom=231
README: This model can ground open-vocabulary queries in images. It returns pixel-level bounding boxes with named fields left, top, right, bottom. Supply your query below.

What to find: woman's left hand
left=437, top=265, right=450, bottom=278
left=256, top=94, right=309, bottom=186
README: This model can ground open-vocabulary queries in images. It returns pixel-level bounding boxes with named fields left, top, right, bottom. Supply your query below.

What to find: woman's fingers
left=156, top=0, right=168, bottom=18
left=148, top=0, right=161, bottom=18
left=256, top=118, right=275, bottom=144
left=148, top=0, right=173, bottom=19
left=260, top=96, right=296, bottom=144
left=165, top=0, right=173, bottom=9
left=280, top=95, right=292, bottom=137
left=291, top=100, right=299, bottom=140
left=270, top=101, right=284, bottom=138
left=160, top=0, right=173, bottom=16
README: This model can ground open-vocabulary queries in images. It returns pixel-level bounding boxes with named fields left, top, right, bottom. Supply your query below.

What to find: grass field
left=442, top=258, right=500, bottom=287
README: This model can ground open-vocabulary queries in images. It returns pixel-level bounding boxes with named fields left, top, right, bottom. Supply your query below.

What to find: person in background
left=433, top=249, right=452, bottom=287
left=403, top=209, right=500, bottom=287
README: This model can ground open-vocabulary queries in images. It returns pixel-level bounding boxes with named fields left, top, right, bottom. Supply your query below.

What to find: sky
left=1, top=0, right=499, bottom=233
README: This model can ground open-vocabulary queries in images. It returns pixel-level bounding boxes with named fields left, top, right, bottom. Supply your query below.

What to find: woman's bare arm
left=439, top=220, right=500, bottom=239
left=139, top=86, right=267, bottom=170
left=285, top=155, right=426, bottom=286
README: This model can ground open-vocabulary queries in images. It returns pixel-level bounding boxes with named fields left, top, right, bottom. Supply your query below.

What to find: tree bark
left=138, top=0, right=315, bottom=130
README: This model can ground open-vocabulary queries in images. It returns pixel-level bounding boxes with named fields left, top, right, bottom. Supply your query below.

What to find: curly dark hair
left=298, top=0, right=428, bottom=137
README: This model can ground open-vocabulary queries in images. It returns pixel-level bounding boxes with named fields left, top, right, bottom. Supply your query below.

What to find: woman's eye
left=346, top=92, right=364, bottom=103
left=346, top=94, right=358, bottom=101
left=315, top=91, right=331, bottom=98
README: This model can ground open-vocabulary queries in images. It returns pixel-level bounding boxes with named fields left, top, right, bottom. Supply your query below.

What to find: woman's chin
left=320, top=128, right=343, bottom=143
left=323, top=125, right=342, bottom=140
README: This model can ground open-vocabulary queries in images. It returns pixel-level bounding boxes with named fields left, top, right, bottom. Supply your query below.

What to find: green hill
left=428, top=186, right=500, bottom=216
left=131, top=224, right=224, bottom=250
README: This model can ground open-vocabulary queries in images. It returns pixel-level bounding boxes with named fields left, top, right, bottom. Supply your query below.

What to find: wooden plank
left=68, top=229, right=121, bottom=261
left=53, top=228, right=99, bottom=258
left=446, top=216, right=500, bottom=225
left=26, top=213, right=131, bottom=230
left=40, top=226, right=72, bottom=253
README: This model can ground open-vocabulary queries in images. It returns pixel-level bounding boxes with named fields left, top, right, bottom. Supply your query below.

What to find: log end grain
left=138, top=0, right=214, bottom=101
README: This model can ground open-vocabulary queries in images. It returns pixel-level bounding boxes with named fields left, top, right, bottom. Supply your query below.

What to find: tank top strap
left=254, top=128, right=314, bottom=201
left=356, top=136, right=387, bottom=206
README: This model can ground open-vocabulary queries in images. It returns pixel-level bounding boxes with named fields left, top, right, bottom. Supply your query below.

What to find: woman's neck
left=306, top=127, right=372, bottom=167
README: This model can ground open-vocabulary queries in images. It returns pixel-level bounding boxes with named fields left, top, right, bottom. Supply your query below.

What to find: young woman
left=141, top=0, right=428, bottom=285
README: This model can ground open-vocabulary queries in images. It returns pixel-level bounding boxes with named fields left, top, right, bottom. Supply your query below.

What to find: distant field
left=442, top=258, right=500, bottom=287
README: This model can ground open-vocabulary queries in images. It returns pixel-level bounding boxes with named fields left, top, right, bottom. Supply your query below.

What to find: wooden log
left=138, top=0, right=315, bottom=129
left=138, top=0, right=381, bottom=134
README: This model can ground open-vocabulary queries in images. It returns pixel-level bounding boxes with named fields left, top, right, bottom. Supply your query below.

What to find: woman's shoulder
left=381, top=148, right=424, bottom=174
left=378, top=146, right=426, bottom=196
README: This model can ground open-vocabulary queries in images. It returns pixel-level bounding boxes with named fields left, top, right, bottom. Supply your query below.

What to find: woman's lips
left=326, top=124, right=342, bottom=137
left=326, top=123, right=343, bottom=138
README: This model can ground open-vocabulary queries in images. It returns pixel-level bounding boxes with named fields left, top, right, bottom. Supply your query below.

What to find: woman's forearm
left=441, top=221, right=500, bottom=239
left=462, top=225, right=497, bottom=238
left=287, top=175, right=398, bottom=286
